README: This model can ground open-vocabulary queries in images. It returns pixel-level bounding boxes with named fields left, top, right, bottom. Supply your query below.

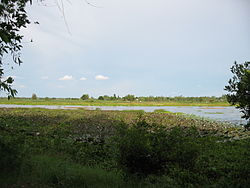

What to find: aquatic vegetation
left=122, top=110, right=145, bottom=113
left=0, top=108, right=249, bottom=187
left=204, top=112, right=224, bottom=114
left=153, top=109, right=172, bottom=113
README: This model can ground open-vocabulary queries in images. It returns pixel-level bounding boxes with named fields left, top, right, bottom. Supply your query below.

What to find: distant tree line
left=0, top=94, right=228, bottom=103
left=0, top=94, right=227, bottom=103
left=96, top=94, right=227, bottom=103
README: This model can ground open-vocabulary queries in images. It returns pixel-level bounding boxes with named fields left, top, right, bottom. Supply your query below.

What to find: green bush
left=80, top=94, right=89, bottom=100
left=20, top=155, right=125, bottom=188
left=116, top=120, right=200, bottom=177
left=0, top=137, right=22, bottom=172
left=0, top=124, right=25, bottom=174
left=31, top=93, right=37, bottom=100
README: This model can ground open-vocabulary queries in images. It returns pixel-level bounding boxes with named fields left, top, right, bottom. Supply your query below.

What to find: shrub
left=116, top=120, right=200, bottom=177
left=31, top=93, right=37, bottom=100
left=0, top=138, right=21, bottom=172
left=20, top=155, right=125, bottom=187
left=123, top=94, right=136, bottom=101
left=98, top=96, right=104, bottom=100
left=0, top=129, right=25, bottom=175
left=80, top=94, right=89, bottom=100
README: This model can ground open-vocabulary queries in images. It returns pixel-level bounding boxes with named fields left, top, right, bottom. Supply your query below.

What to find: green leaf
left=0, top=32, right=10, bottom=43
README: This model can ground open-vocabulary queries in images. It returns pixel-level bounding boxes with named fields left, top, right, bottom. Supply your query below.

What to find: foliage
left=98, top=96, right=104, bottom=100
left=0, top=0, right=33, bottom=97
left=123, top=94, right=136, bottom=101
left=80, top=94, right=89, bottom=100
left=0, top=108, right=250, bottom=187
left=98, top=94, right=119, bottom=100
left=0, top=96, right=230, bottom=106
left=116, top=120, right=200, bottom=177
left=79, top=94, right=228, bottom=104
left=225, top=61, right=250, bottom=125
left=154, top=109, right=172, bottom=113
left=0, top=74, right=17, bottom=99
left=31, top=93, right=37, bottom=100
left=19, top=155, right=125, bottom=188
left=93, top=94, right=228, bottom=103
left=0, top=128, right=24, bottom=173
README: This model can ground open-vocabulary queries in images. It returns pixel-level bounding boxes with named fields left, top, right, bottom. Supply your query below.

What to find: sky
left=3, top=0, right=250, bottom=98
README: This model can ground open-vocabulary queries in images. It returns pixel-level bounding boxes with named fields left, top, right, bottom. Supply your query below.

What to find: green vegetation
left=31, top=93, right=37, bottom=100
left=225, top=61, right=250, bottom=129
left=204, top=112, right=224, bottom=114
left=97, top=94, right=228, bottom=103
left=80, top=94, right=90, bottom=100
left=0, top=108, right=249, bottom=187
left=154, top=109, right=171, bottom=113
left=0, top=96, right=230, bottom=106
left=0, top=0, right=32, bottom=97
left=1, top=2, right=248, bottom=186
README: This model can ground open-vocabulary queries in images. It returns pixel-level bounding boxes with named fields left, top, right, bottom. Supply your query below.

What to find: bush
left=0, top=129, right=25, bottom=175
left=80, top=94, right=89, bottom=100
left=20, top=155, right=125, bottom=188
left=116, top=120, right=200, bottom=177
left=98, top=96, right=104, bottom=100
left=31, top=93, right=37, bottom=100
left=0, top=138, right=21, bottom=172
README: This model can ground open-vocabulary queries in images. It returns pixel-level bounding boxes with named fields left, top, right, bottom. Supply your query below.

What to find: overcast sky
left=3, top=0, right=250, bottom=98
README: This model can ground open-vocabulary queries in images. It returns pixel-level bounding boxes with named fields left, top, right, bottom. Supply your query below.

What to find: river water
left=0, top=104, right=247, bottom=126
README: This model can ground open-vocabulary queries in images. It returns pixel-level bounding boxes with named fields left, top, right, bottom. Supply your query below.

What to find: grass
left=18, top=155, right=125, bottom=188
left=0, top=108, right=249, bottom=187
left=0, top=98, right=230, bottom=106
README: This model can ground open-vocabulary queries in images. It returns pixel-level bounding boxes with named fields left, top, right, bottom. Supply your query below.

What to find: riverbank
left=1, top=108, right=249, bottom=187
left=0, top=98, right=230, bottom=106
left=0, top=104, right=245, bottom=125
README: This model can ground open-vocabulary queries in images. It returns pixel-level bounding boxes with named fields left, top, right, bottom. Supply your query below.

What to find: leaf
left=0, top=32, right=10, bottom=43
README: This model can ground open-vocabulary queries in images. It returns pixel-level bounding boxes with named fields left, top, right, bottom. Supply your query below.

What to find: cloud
left=59, top=75, right=74, bottom=81
left=80, top=77, right=87, bottom=81
left=95, top=75, right=109, bottom=80
left=41, top=76, right=49, bottom=80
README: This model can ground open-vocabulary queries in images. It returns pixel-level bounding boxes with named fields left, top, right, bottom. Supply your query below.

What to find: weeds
left=0, top=108, right=249, bottom=187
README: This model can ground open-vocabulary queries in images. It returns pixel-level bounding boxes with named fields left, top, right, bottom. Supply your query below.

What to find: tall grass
left=19, top=155, right=125, bottom=188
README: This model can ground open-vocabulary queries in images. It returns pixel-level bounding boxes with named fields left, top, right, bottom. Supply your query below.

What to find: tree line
left=95, top=94, right=227, bottom=103
left=18, top=93, right=227, bottom=103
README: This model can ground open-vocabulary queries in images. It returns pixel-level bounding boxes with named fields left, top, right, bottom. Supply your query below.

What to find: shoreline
left=0, top=101, right=230, bottom=107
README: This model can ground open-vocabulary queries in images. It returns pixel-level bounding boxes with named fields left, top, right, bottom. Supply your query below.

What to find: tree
left=123, top=94, right=136, bottom=101
left=0, top=0, right=32, bottom=98
left=98, top=96, right=104, bottom=100
left=31, top=93, right=37, bottom=100
left=224, top=61, right=250, bottom=128
left=80, top=94, right=89, bottom=100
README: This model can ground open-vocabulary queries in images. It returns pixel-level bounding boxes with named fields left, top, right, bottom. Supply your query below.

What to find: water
left=0, top=104, right=247, bottom=126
